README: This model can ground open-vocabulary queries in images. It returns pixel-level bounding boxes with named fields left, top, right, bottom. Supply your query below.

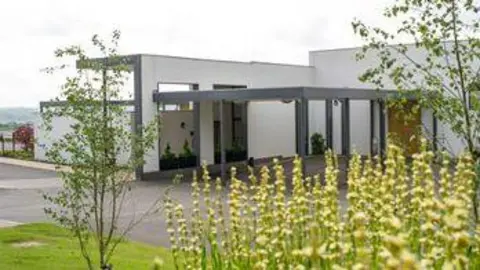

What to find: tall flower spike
left=215, top=176, right=229, bottom=265
left=164, top=193, right=180, bottom=268
left=189, top=169, right=203, bottom=269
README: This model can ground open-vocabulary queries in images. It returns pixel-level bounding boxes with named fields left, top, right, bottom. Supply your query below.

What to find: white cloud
left=0, top=0, right=395, bottom=107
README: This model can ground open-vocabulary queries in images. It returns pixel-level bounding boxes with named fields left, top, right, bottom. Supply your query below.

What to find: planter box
left=214, top=150, right=247, bottom=164
left=160, top=155, right=198, bottom=171
left=178, top=155, right=197, bottom=168
left=160, top=157, right=179, bottom=171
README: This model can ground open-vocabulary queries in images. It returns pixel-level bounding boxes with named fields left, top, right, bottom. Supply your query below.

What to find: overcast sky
left=0, top=0, right=394, bottom=108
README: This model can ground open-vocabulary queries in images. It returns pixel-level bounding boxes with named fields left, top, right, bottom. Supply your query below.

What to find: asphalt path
left=0, top=159, right=349, bottom=247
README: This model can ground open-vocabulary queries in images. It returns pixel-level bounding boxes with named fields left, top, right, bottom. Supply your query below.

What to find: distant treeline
left=0, top=122, right=21, bottom=131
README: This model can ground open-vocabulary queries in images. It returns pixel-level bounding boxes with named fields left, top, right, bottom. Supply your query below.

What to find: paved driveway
left=0, top=163, right=58, bottom=180
left=0, top=163, right=187, bottom=247
left=0, top=160, right=349, bottom=248
left=0, top=164, right=61, bottom=189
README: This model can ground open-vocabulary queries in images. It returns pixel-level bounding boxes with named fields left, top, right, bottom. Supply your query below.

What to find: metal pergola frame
left=153, top=86, right=419, bottom=179
left=39, top=100, right=135, bottom=113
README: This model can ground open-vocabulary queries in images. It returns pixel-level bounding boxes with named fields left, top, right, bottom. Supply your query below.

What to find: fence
left=0, top=133, right=26, bottom=155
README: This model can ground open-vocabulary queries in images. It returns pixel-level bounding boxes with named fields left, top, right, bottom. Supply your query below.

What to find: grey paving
left=0, top=159, right=349, bottom=248
left=0, top=163, right=58, bottom=180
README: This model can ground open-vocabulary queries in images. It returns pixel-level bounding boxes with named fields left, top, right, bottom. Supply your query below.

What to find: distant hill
left=0, top=107, right=40, bottom=127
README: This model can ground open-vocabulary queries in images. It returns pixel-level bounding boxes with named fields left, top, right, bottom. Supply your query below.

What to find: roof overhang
left=75, top=55, right=137, bottom=71
left=39, top=100, right=135, bottom=112
left=153, top=86, right=416, bottom=104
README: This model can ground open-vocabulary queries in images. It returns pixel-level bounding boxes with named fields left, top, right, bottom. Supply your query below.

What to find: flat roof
left=153, top=86, right=414, bottom=103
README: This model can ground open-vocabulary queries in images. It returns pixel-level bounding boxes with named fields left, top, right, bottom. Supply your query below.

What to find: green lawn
left=0, top=223, right=173, bottom=270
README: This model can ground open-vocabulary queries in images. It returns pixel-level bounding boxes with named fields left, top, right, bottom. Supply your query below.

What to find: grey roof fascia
left=153, top=87, right=304, bottom=103
left=153, top=86, right=418, bottom=104
left=40, top=100, right=135, bottom=108
left=303, top=87, right=417, bottom=100
left=75, top=55, right=137, bottom=70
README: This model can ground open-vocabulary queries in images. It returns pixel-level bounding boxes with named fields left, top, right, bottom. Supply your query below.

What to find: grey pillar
left=157, top=101, right=162, bottom=170
left=242, top=101, right=249, bottom=158
left=370, top=100, right=375, bottom=157
left=432, top=112, right=438, bottom=152
left=133, top=55, right=143, bottom=180
left=219, top=100, right=226, bottom=180
left=304, top=99, right=309, bottom=156
left=341, top=98, right=350, bottom=156
left=379, top=100, right=386, bottom=159
left=325, top=99, right=333, bottom=151
left=192, top=84, right=201, bottom=166
left=295, top=98, right=308, bottom=174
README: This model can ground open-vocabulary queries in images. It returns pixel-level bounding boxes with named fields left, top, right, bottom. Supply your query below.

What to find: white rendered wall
left=213, top=101, right=233, bottom=149
left=140, top=55, right=315, bottom=169
left=420, top=108, right=464, bottom=155
left=350, top=100, right=371, bottom=155
left=309, top=43, right=479, bottom=156
left=247, top=63, right=315, bottom=159
left=199, top=101, right=215, bottom=164
left=159, top=111, right=194, bottom=156
left=308, top=100, right=326, bottom=153
left=309, top=49, right=379, bottom=155
left=35, top=116, right=73, bottom=162
left=34, top=111, right=133, bottom=165
left=421, top=109, right=434, bottom=142
left=332, top=102, right=343, bottom=154
left=438, top=121, right=466, bottom=156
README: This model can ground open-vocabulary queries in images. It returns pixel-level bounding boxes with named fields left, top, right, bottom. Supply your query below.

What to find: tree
left=352, top=0, right=480, bottom=155
left=352, top=0, right=480, bottom=219
left=41, top=30, right=161, bottom=270
left=13, top=124, right=34, bottom=151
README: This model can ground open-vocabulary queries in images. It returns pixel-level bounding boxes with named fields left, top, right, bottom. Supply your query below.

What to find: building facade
left=35, top=44, right=468, bottom=179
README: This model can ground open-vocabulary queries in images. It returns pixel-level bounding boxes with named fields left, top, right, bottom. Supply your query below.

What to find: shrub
left=179, top=139, right=193, bottom=158
left=12, top=124, right=34, bottom=151
left=161, top=143, right=176, bottom=160
left=1, top=150, right=34, bottom=160
left=311, top=132, right=325, bottom=155
left=164, top=138, right=480, bottom=269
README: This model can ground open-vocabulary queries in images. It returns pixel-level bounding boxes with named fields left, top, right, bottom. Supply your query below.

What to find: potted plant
left=215, top=140, right=247, bottom=164
left=178, top=139, right=197, bottom=168
left=160, top=143, right=177, bottom=170
left=227, top=140, right=247, bottom=162
left=310, top=132, right=325, bottom=155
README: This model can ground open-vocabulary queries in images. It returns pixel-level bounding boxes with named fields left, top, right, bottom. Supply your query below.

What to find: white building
left=35, top=44, right=467, bottom=180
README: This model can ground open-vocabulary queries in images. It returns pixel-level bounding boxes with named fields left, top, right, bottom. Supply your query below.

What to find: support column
left=379, top=100, right=386, bottom=159
left=295, top=98, right=308, bottom=174
left=219, top=100, right=226, bottom=180
left=325, top=99, right=333, bottom=151
left=304, top=99, right=309, bottom=156
left=192, top=84, right=200, bottom=166
left=198, top=83, right=215, bottom=165
left=157, top=100, right=162, bottom=170
left=432, top=112, right=438, bottom=152
left=341, top=98, right=350, bottom=156
left=133, top=55, right=143, bottom=180
left=370, top=100, right=375, bottom=157
left=242, top=101, right=249, bottom=158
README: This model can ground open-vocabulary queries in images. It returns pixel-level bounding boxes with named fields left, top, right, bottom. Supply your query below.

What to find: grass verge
left=0, top=223, right=173, bottom=270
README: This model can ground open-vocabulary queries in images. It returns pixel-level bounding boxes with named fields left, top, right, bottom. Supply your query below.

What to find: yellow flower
left=352, top=263, right=366, bottom=270
left=152, top=256, right=164, bottom=270
left=386, top=258, right=400, bottom=269
left=400, top=251, right=418, bottom=269
left=453, top=232, right=470, bottom=249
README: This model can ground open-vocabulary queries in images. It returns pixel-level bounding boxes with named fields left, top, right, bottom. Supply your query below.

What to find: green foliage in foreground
left=165, top=139, right=480, bottom=269
left=0, top=223, right=173, bottom=270
left=0, top=150, right=33, bottom=160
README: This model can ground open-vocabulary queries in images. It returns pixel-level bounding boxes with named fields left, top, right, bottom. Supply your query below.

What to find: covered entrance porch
left=147, top=86, right=427, bottom=180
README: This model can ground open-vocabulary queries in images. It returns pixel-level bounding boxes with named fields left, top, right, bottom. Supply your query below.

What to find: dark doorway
left=213, top=85, right=248, bottom=163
